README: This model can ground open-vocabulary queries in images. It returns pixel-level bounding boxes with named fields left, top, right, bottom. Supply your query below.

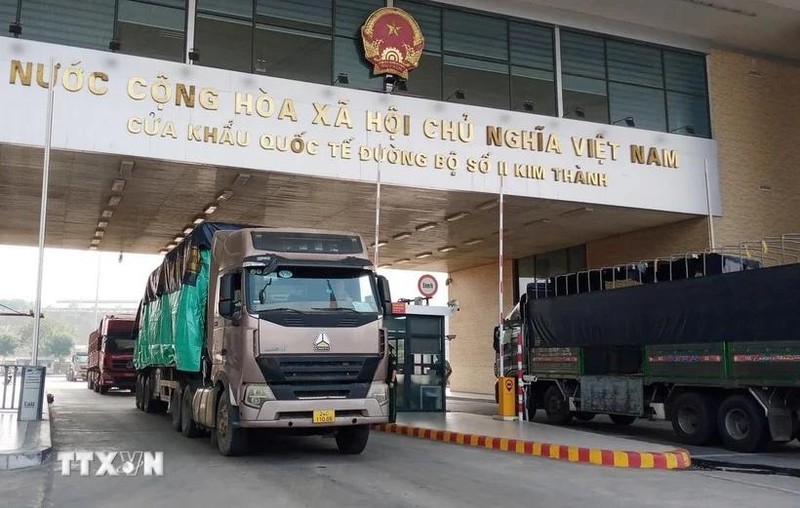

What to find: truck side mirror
left=218, top=272, right=241, bottom=322
left=492, top=326, right=500, bottom=352
left=218, top=299, right=235, bottom=318
left=377, top=275, right=392, bottom=315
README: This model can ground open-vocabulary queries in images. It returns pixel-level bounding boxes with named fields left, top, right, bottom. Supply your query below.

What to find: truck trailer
left=496, top=240, right=800, bottom=452
left=134, top=223, right=393, bottom=456
left=87, top=315, right=137, bottom=393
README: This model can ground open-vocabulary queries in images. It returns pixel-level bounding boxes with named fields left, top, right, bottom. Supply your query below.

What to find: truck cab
left=66, top=347, right=88, bottom=382
left=87, top=315, right=137, bottom=394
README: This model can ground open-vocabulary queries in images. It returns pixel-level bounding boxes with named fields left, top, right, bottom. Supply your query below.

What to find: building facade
left=1, top=0, right=797, bottom=394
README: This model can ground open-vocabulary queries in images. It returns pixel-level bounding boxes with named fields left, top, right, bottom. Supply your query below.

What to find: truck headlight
left=367, top=382, right=389, bottom=406
left=244, top=384, right=276, bottom=408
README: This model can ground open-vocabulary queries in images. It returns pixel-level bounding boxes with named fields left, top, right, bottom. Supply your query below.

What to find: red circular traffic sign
left=417, top=274, right=438, bottom=298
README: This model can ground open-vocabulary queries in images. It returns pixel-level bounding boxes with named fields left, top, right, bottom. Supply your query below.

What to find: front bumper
left=100, top=371, right=136, bottom=387
left=238, top=398, right=389, bottom=429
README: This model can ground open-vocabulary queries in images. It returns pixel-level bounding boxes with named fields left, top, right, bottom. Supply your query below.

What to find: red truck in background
left=87, top=315, right=137, bottom=394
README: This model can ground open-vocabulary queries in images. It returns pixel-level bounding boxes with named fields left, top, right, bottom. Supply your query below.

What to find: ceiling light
left=174, top=235, right=184, bottom=243
left=415, top=222, right=437, bottom=232
left=371, top=240, right=388, bottom=247
left=97, top=221, right=109, bottom=229
left=392, top=232, right=412, bottom=241
left=439, top=246, right=456, bottom=253
left=192, top=215, right=205, bottom=225
left=747, top=69, right=764, bottom=78
left=394, top=258, right=410, bottom=264
left=183, top=226, right=194, bottom=235
left=111, top=179, right=126, bottom=193
left=415, top=252, right=433, bottom=259
left=464, top=238, right=484, bottom=246
left=119, top=160, right=135, bottom=177
left=108, top=195, right=122, bottom=207
left=166, top=243, right=177, bottom=251
left=477, top=200, right=498, bottom=211
left=158, top=249, right=168, bottom=255
left=89, top=245, right=98, bottom=251
left=445, top=212, right=469, bottom=222
left=525, top=218, right=552, bottom=226
left=560, top=207, right=594, bottom=218
left=378, top=264, right=392, bottom=269
left=204, top=204, right=218, bottom=215
left=90, top=238, right=100, bottom=245
left=101, top=209, right=113, bottom=219
left=233, top=173, right=251, bottom=186
left=217, top=189, right=234, bottom=201
left=94, top=230, right=105, bottom=238
left=758, top=185, right=772, bottom=192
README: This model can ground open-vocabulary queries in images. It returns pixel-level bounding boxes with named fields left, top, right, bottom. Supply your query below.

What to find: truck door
left=213, top=271, right=242, bottom=367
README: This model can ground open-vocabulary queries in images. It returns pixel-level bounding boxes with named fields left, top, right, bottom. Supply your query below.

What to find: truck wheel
left=215, top=392, right=248, bottom=456
left=609, top=414, right=637, bottom=426
left=93, top=380, right=100, bottom=393
left=87, top=377, right=93, bottom=390
left=671, top=392, right=717, bottom=445
left=169, top=387, right=182, bottom=431
left=99, top=385, right=109, bottom=395
left=336, top=425, right=370, bottom=455
left=181, top=386, right=201, bottom=438
left=717, top=395, right=769, bottom=453
left=574, top=412, right=595, bottom=421
left=543, top=385, right=572, bottom=425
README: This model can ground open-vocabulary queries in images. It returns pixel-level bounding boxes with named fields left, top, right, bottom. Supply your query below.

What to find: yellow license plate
left=312, top=410, right=335, bottom=424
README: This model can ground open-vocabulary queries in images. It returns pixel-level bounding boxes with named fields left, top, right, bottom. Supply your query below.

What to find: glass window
left=609, top=82, right=666, bottom=132
left=199, top=0, right=252, bottom=18
left=561, top=31, right=605, bottom=79
left=20, top=0, right=115, bottom=51
left=667, top=92, right=710, bottom=137
left=117, top=0, right=186, bottom=62
left=606, top=40, right=663, bottom=88
left=334, top=0, right=380, bottom=38
left=444, top=10, right=507, bottom=61
left=196, top=12, right=252, bottom=72
left=334, top=35, right=381, bottom=91
left=255, top=27, right=332, bottom=83
left=664, top=51, right=707, bottom=96
left=443, top=56, right=509, bottom=109
left=1, top=0, right=17, bottom=37
left=510, top=22, right=555, bottom=116
left=563, top=74, right=608, bottom=123
left=397, top=52, right=441, bottom=101
left=258, top=0, right=332, bottom=33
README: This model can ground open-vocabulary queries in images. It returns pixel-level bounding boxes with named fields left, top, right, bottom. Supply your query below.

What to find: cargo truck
left=134, top=223, right=393, bottom=456
left=495, top=238, right=800, bottom=452
left=66, top=345, right=88, bottom=382
left=87, top=315, right=137, bottom=393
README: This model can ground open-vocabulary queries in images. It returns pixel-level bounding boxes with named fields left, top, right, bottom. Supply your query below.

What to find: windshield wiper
left=310, top=307, right=362, bottom=313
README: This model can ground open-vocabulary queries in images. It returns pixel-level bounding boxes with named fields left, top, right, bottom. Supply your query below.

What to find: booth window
left=18, top=0, right=115, bottom=50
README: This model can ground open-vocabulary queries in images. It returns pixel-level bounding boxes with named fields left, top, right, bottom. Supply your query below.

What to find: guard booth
left=385, top=305, right=450, bottom=412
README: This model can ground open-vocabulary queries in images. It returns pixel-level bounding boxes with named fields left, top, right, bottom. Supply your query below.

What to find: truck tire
left=215, top=392, right=248, bottom=456
left=525, top=389, right=537, bottom=420
left=671, top=392, right=717, bottom=445
left=336, top=425, right=370, bottom=455
left=574, top=412, right=595, bottom=422
left=93, top=380, right=100, bottom=393
left=170, top=387, right=182, bottom=431
left=543, top=385, right=572, bottom=425
left=609, top=414, right=637, bottom=426
left=87, top=376, right=93, bottom=390
left=717, top=394, right=769, bottom=453
left=99, top=385, right=109, bottom=395
left=181, top=386, right=202, bottom=438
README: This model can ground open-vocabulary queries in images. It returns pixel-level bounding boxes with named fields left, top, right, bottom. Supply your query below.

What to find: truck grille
left=255, top=355, right=380, bottom=401
left=110, top=359, right=132, bottom=370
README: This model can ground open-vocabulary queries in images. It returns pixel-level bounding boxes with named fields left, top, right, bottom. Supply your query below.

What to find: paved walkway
left=0, top=408, right=52, bottom=469
left=376, top=412, right=690, bottom=469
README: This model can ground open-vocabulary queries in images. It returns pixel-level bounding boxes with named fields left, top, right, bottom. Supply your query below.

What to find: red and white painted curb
left=373, top=423, right=691, bottom=470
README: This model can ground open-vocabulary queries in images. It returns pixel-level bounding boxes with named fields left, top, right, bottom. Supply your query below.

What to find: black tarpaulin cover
left=526, top=262, right=800, bottom=347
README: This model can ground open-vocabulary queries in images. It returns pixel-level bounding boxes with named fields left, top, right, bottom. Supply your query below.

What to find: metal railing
left=1, top=365, right=23, bottom=410
left=530, top=233, right=800, bottom=299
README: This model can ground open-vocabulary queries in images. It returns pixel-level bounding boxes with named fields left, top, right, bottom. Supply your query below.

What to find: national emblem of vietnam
left=361, top=7, right=425, bottom=80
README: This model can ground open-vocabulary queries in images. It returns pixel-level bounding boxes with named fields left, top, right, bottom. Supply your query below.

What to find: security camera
left=447, top=299, right=460, bottom=312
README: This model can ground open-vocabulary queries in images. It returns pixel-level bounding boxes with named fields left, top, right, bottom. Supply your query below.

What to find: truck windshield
left=74, top=353, right=88, bottom=364
left=246, top=266, right=379, bottom=314
left=105, top=336, right=136, bottom=353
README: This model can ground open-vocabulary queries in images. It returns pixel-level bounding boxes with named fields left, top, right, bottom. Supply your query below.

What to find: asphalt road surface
left=2, top=378, right=799, bottom=508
